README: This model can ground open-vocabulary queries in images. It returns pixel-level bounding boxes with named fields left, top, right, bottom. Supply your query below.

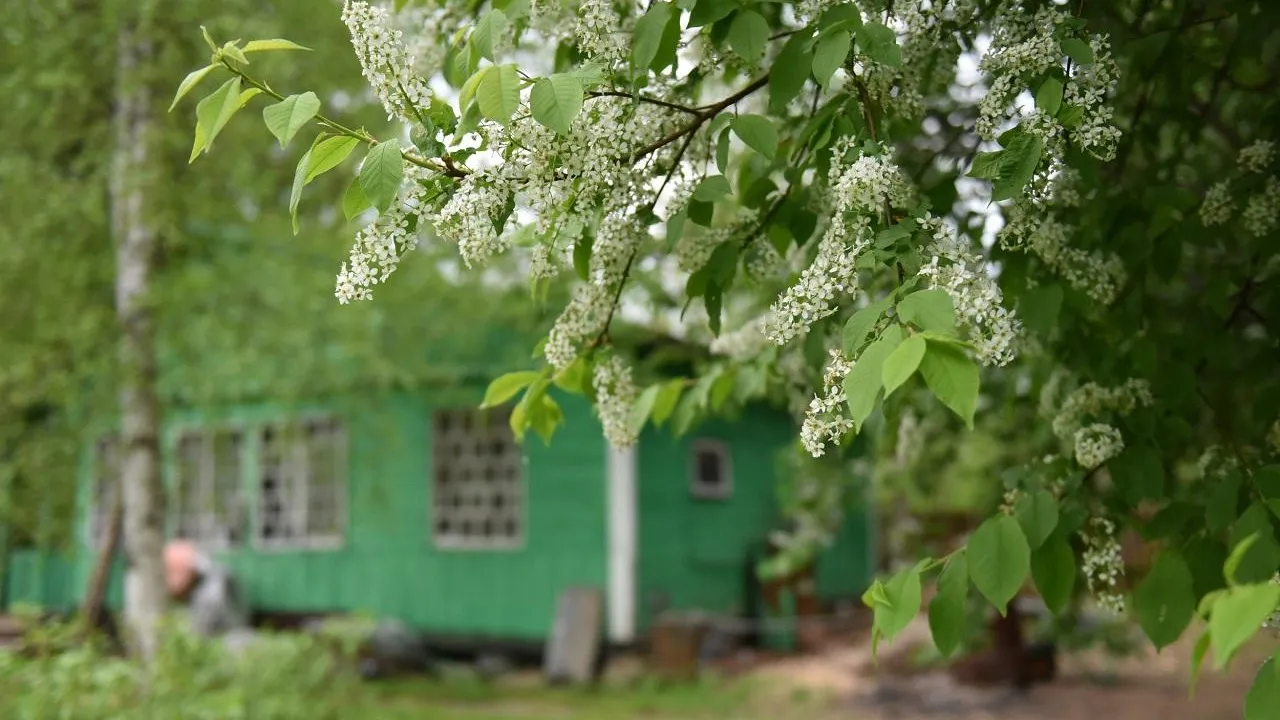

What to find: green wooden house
left=8, top=388, right=875, bottom=649
left=0, top=237, right=876, bottom=647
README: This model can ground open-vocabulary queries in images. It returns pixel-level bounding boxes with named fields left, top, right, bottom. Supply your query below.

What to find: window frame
left=689, top=438, right=733, bottom=500
left=252, top=413, right=349, bottom=553
left=168, top=423, right=250, bottom=551
left=428, top=405, right=527, bottom=552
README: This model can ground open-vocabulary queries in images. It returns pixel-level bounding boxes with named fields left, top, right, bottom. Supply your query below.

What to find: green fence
left=1, top=550, right=78, bottom=612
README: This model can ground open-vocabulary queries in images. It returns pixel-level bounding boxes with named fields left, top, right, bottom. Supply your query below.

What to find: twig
left=586, top=90, right=701, bottom=116
left=630, top=75, right=770, bottom=161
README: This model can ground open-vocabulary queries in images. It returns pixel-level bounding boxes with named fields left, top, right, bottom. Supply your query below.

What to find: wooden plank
left=543, top=586, right=604, bottom=684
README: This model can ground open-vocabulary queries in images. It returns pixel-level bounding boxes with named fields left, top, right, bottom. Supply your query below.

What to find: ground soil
left=742, top=615, right=1275, bottom=720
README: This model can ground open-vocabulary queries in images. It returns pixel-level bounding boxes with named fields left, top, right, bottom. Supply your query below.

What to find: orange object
left=164, top=541, right=200, bottom=599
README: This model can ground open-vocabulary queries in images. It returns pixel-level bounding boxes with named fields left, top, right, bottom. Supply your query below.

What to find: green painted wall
left=634, top=407, right=790, bottom=631
left=634, top=408, right=874, bottom=632
left=60, top=389, right=608, bottom=641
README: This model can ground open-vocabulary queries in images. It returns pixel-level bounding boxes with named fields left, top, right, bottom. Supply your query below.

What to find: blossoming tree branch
left=172, top=0, right=1279, bottom=711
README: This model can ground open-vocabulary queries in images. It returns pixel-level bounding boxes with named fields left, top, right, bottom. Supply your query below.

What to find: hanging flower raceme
left=593, top=352, right=639, bottom=448
left=1081, top=516, right=1126, bottom=614
left=341, top=1, right=433, bottom=123
left=334, top=165, right=435, bottom=304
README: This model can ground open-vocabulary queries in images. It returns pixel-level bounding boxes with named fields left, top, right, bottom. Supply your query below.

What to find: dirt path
left=746, top=617, right=1274, bottom=720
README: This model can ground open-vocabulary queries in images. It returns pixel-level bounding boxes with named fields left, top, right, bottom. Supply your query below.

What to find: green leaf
left=843, top=331, right=903, bottom=431
left=472, top=9, right=509, bottom=62
left=262, top=92, right=321, bottom=148
left=1035, top=77, right=1064, bottom=117
left=856, top=22, right=901, bottom=67
left=716, top=130, right=731, bottom=173
left=1030, top=530, right=1075, bottom=614
left=874, top=563, right=924, bottom=642
left=728, top=10, right=769, bottom=62
left=1132, top=551, right=1196, bottom=650
left=1109, top=443, right=1166, bottom=506
left=359, top=139, right=405, bottom=213
left=842, top=297, right=891, bottom=354
left=304, top=135, right=360, bottom=184
left=191, top=76, right=244, bottom=159
left=1017, top=284, right=1062, bottom=337
left=459, top=66, right=488, bottom=111
left=1208, top=583, right=1280, bottom=670
left=1228, top=504, right=1280, bottom=584
left=477, top=64, right=521, bottom=124
left=928, top=553, right=969, bottom=658
left=1060, top=37, right=1094, bottom=65
left=991, top=132, right=1044, bottom=201
left=573, top=235, right=592, bottom=281
left=918, top=340, right=979, bottom=429
left=688, top=0, right=734, bottom=27
left=481, top=371, right=540, bottom=408
left=967, top=151, right=1004, bottom=180
left=1255, top=465, right=1280, bottom=519
left=731, top=115, right=778, bottom=160
left=1057, top=103, right=1085, bottom=128
left=694, top=175, right=732, bottom=202
left=633, top=3, right=675, bottom=71
left=628, top=385, right=661, bottom=437
left=1245, top=654, right=1280, bottom=720
left=652, top=379, right=685, bottom=427
left=1014, top=490, right=1059, bottom=551
left=688, top=199, right=714, bottom=226
left=1189, top=630, right=1212, bottom=697
left=530, top=73, right=584, bottom=135
left=1207, top=470, right=1243, bottom=532
left=881, top=334, right=926, bottom=397
left=242, top=38, right=311, bottom=53
left=897, top=288, right=956, bottom=333
left=811, top=30, right=851, bottom=89
left=170, top=65, right=216, bottom=112
left=967, top=515, right=1030, bottom=615
left=342, top=177, right=373, bottom=221
left=288, top=138, right=319, bottom=234
left=770, top=32, right=814, bottom=113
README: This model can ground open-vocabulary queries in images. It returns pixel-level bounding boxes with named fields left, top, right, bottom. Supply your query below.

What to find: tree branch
left=630, top=75, right=770, bottom=162
left=586, top=90, right=701, bottom=116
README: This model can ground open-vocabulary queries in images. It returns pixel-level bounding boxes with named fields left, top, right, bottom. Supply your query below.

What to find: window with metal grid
left=430, top=407, right=524, bottom=549
left=255, top=416, right=347, bottom=550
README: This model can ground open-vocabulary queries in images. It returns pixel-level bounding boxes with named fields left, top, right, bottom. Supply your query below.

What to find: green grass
left=340, top=668, right=835, bottom=720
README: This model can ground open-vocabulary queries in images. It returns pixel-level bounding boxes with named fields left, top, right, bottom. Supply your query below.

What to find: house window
left=431, top=407, right=523, bottom=549
left=690, top=439, right=732, bottom=499
left=256, top=416, right=347, bottom=549
left=171, top=428, right=247, bottom=548
left=87, top=436, right=121, bottom=549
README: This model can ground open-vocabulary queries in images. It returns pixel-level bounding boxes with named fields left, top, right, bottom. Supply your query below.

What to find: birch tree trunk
left=111, top=21, right=167, bottom=663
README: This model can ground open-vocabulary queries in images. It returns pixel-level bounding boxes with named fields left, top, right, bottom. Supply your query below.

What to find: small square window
left=690, top=439, right=732, bottom=500
left=430, top=406, right=524, bottom=550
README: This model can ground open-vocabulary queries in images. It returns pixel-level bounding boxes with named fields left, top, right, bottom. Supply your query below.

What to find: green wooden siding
left=61, top=389, right=608, bottom=641
left=634, top=409, right=874, bottom=632
left=634, top=408, right=792, bottom=631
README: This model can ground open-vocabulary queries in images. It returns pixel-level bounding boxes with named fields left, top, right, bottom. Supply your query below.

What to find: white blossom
left=341, top=1, right=433, bottom=123
left=1239, top=140, right=1276, bottom=174
left=1081, top=516, right=1125, bottom=614
left=1053, top=378, right=1153, bottom=440
left=800, top=349, right=856, bottom=457
left=1200, top=180, right=1236, bottom=227
left=1073, top=423, right=1124, bottom=470
left=334, top=165, right=433, bottom=304
left=917, top=216, right=1022, bottom=366
left=593, top=352, right=639, bottom=448
left=1242, top=175, right=1280, bottom=238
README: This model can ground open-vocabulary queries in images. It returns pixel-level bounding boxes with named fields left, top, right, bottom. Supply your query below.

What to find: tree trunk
left=80, top=482, right=123, bottom=635
left=111, top=22, right=167, bottom=663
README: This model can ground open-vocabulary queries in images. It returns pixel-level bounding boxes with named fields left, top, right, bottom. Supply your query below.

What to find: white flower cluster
left=398, top=3, right=467, bottom=79
left=765, top=143, right=908, bottom=345
left=341, top=1, right=433, bottom=123
left=575, top=0, right=629, bottom=65
left=1000, top=205, right=1126, bottom=305
left=1194, top=445, right=1239, bottom=481
left=1239, top=140, right=1276, bottom=174
left=1080, top=516, right=1125, bottom=614
left=887, top=0, right=980, bottom=120
left=917, top=216, right=1022, bottom=366
left=800, top=349, right=856, bottom=457
left=708, top=314, right=772, bottom=361
left=592, top=352, right=639, bottom=448
left=335, top=164, right=433, bottom=304
left=1200, top=180, right=1235, bottom=227
left=1052, top=377, right=1153, bottom=440
left=999, top=487, right=1023, bottom=515
left=1073, top=422, right=1124, bottom=469
left=979, top=4, right=1121, bottom=161
left=434, top=171, right=517, bottom=267
left=545, top=209, right=647, bottom=369
left=1242, top=175, right=1280, bottom=238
